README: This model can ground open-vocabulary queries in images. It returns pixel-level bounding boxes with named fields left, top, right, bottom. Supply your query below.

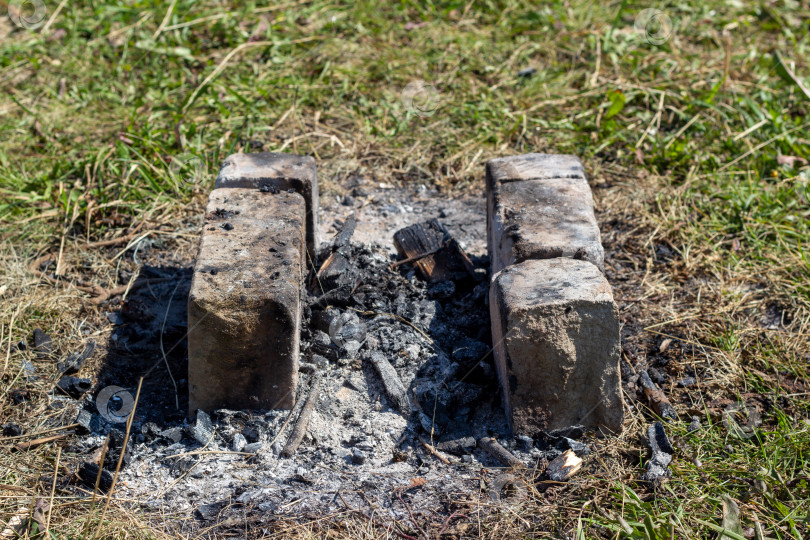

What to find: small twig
left=268, top=393, right=306, bottom=450
left=85, top=229, right=142, bottom=249
left=395, top=488, right=429, bottom=540
left=13, top=434, right=69, bottom=451
left=437, top=512, right=469, bottom=537
left=388, top=245, right=445, bottom=269
left=281, top=373, right=322, bottom=458
left=478, top=437, right=524, bottom=468
left=153, top=0, right=177, bottom=39
left=417, top=435, right=450, bottom=465
left=40, top=0, right=68, bottom=34
left=1, top=301, right=26, bottom=381
left=28, top=253, right=172, bottom=304
left=44, top=447, right=61, bottom=535
left=0, top=424, right=78, bottom=442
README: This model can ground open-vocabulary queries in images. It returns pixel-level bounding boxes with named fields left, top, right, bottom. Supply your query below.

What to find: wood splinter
left=545, top=449, right=582, bottom=482
left=281, top=373, right=322, bottom=458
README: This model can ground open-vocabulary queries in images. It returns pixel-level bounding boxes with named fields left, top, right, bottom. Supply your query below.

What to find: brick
left=216, top=152, right=319, bottom=258
left=489, top=258, right=623, bottom=435
left=486, top=153, right=586, bottom=183
left=486, top=153, right=604, bottom=274
left=188, top=188, right=306, bottom=413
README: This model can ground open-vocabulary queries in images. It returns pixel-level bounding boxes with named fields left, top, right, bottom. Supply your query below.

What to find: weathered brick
left=487, top=153, right=586, bottom=183
left=188, top=188, right=306, bottom=413
left=216, top=152, right=319, bottom=258
left=489, top=258, right=623, bottom=435
left=486, top=153, right=604, bottom=274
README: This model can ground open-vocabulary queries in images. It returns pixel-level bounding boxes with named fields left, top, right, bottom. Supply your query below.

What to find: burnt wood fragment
left=393, top=219, right=473, bottom=282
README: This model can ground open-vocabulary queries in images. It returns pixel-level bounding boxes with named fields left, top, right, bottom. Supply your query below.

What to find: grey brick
left=486, top=153, right=604, bottom=274
left=188, top=188, right=306, bottom=413
left=216, top=152, right=319, bottom=258
left=489, top=258, right=623, bottom=435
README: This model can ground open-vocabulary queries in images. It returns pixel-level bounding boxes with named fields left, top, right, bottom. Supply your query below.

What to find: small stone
left=351, top=448, right=367, bottom=465
left=688, top=416, right=701, bottom=433
left=106, top=312, right=124, bottom=325
left=517, top=67, right=537, bottom=78
left=231, top=433, right=247, bottom=452
left=21, top=360, right=36, bottom=380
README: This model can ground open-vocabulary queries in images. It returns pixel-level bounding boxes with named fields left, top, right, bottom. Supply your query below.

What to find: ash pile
left=72, top=216, right=593, bottom=526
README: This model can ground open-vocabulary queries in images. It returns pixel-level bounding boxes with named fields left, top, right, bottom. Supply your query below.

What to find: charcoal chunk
left=2, top=422, right=22, bottom=437
left=195, top=500, right=228, bottom=520
left=436, top=436, right=476, bottom=455
left=140, top=422, right=162, bottom=440
left=351, top=448, right=367, bottom=465
left=104, top=428, right=133, bottom=469
left=190, top=410, right=215, bottom=445
left=159, top=427, right=184, bottom=443
left=78, top=462, right=113, bottom=492
left=231, top=433, right=247, bottom=452
left=58, top=341, right=95, bottom=375
left=56, top=376, right=92, bottom=399
left=75, top=409, right=94, bottom=435
left=642, top=421, right=674, bottom=483
left=241, top=423, right=261, bottom=443
left=32, top=328, right=53, bottom=358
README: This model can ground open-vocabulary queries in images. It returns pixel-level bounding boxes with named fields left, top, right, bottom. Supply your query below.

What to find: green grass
left=1, top=0, right=809, bottom=537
